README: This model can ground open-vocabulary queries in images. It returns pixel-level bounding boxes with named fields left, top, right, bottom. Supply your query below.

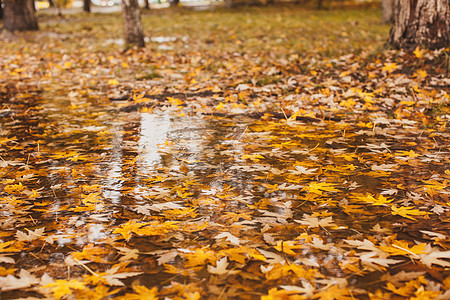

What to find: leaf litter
left=0, top=6, right=449, bottom=300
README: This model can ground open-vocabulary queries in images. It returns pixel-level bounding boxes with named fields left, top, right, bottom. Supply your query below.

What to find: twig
left=74, top=258, right=98, bottom=276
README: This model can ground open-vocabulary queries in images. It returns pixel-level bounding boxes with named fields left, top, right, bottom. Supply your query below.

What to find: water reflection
left=138, top=113, right=172, bottom=171
left=103, top=121, right=124, bottom=205
left=2, top=88, right=448, bottom=298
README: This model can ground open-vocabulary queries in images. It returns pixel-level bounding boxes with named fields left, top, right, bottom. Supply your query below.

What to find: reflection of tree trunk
left=389, top=0, right=450, bottom=50
left=83, top=0, right=91, bottom=12
left=381, top=0, right=394, bottom=23
left=3, top=0, right=39, bottom=31
left=121, top=0, right=145, bottom=48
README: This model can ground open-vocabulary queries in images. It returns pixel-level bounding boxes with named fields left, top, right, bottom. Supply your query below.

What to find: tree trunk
left=389, top=0, right=450, bottom=50
left=170, top=0, right=179, bottom=7
left=121, top=0, right=145, bottom=48
left=144, top=0, right=149, bottom=10
left=83, top=0, right=91, bottom=12
left=381, top=0, right=394, bottom=23
left=224, top=0, right=234, bottom=8
left=3, top=0, right=39, bottom=31
left=317, top=0, right=323, bottom=9
left=0, top=0, right=3, bottom=19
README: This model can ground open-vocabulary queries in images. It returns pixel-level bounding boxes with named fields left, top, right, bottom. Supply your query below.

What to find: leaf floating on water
left=207, top=257, right=230, bottom=275
left=295, top=214, right=337, bottom=229
left=0, top=269, right=40, bottom=291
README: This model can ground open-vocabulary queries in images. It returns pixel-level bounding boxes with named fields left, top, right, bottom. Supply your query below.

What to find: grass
left=29, top=5, right=389, bottom=58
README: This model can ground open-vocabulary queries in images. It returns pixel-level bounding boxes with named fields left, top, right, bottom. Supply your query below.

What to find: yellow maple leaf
left=380, top=240, right=427, bottom=257
left=164, top=264, right=199, bottom=276
left=412, top=286, right=440, bottom=300
left=113, top=220, right=148, bottom=241
left=81, top=184, right=102, bottom=192
left=134, top=221, right=179, bottom=237
left=396, top=150, right=419, bottom=158
left=352, top=193, right=392, bottom=206
left=422, top=180, right=447, bottom=192
left=76, top=284, right=118, bottom=300
left=184, top=248, right=216, bottom=267
left=313, top=285, right=353, bottom=300
left=4, top=182, right=25, bottom=194
left=215, top=102, right=224, bottom=110
left=241, top=154, right=264, bottom=162
left=164, top=208, right=197, bottom=219
left=0, top=266, right=16, bottom=276
left=63, top=61, right=72, bottom=69
left=413, top=46, right=425, bottom=59
left=265, top=263, right=317, bottom=280
left=385, top=277, right=427, bottom=297
left=413, top=69, right=427, bottom=80
left=391, top=206, right=428, bottom=221
left=335, top=153, right=358, bottom=161
left=0, top=240, right=21, bottom=252
left=262, top=287, right=304, bottom=300
left=81, top=192, right=102, bottom=205
left=382, top=62, right=399, bottom=73
left=108, top=79, right=119, bottom=85
left=303, top=182, right=338, bottom=195
left=116, top=286, right=158, bottom=300
left=167, top=97, right=184, bottom=106
left=219, top=248, right=246, bottom=264
left=71, top=244, right=111, bottom=263
left=44, top=279, right=86, bottom=300
left=274, top=241, right=303, bottom=255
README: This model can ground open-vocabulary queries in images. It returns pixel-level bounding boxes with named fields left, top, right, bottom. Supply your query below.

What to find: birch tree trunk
left=3, top=0, right=39, bottom=31
left=388, top=0, right=450, bottom=50
left=381, top=0, right=394, bottom=23
left=121, top=0, right=145, bottom=48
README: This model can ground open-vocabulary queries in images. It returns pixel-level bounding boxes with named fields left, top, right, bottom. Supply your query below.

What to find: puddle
left=0, top=88, right=448, bottom=298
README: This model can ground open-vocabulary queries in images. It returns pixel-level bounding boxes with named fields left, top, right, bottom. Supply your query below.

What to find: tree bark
left=381, top=0, right=394, bottom=23
left=224, top=0, right=234, bottom=8
left=83, top=0, right=91, bottom=12
left=3, top=0, right=39, bottom=31
left=389, top=0, right=450, bottom=50
left=121, top=0, right=145, bottom=48
left=317, top=0, right=323, bottom=9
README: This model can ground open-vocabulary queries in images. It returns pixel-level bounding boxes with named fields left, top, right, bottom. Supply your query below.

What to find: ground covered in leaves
left=0, top=6, right=449, bottom=299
